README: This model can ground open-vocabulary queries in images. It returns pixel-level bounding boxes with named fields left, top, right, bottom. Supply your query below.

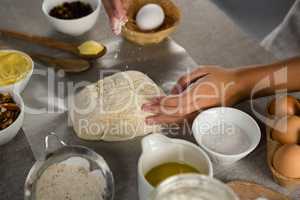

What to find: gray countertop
left=1, top=0, right=292, bottom=200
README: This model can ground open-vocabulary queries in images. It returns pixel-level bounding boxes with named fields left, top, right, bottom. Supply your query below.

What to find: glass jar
left=150, top=174, right=239, bottom=200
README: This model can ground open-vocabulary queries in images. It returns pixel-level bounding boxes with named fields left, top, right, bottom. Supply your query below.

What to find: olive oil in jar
left=145, top=162, right=201, bottom=187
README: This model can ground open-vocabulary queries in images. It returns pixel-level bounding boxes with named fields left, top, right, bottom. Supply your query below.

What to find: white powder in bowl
left=60, top=156, right=90, bottom=170
left=201, top=122, right=251, bottom=155
left=36, top=157, right=106, bottom=200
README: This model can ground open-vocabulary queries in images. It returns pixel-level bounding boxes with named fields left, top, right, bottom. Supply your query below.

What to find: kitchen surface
left=0, top=0, right=299, bottom=200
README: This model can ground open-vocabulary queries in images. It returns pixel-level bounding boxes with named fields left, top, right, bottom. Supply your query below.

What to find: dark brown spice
left=49, top=1, right=93, bottom=20
left=0, top=93, right=20, bottom=131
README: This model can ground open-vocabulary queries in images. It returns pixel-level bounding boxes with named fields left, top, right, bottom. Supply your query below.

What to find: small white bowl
left=0, top=50, right=34, bottom=94
left=0, top=92, right=24, bottom=146
left=42, top=0, right=101, bottom=36
left=192, top=107, right=261, bottom=165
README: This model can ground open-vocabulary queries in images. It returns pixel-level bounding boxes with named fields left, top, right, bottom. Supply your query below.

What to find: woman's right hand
left=102, top=0, right=130, bottom=35
left=142, top=66, right=246, bottom=124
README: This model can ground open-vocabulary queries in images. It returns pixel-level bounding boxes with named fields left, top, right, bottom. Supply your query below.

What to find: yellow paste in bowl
left=0, top=51, right=32, bottom=86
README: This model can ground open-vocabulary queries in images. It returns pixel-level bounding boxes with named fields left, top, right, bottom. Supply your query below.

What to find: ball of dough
left=70, top=71, right=165, bottom=141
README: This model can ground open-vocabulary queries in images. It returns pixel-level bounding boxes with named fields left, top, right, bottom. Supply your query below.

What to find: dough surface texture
left=70, top=71, right=164, bottom=141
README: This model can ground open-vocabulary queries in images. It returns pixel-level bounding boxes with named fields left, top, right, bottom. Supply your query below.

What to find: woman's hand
left=142, top=66, right=246, bottom=125
left=102, top=0, right=129, bottom=35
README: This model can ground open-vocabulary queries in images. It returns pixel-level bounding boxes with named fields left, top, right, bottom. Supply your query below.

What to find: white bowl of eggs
left=0, top=50, right=34, bottom=94
left=122, top=0, right=181, bottom=45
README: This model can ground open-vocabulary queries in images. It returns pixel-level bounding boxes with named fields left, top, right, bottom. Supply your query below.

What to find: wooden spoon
left=30, top=53, right=90, bottom=73
left=0, top=29, right=107, bottom=60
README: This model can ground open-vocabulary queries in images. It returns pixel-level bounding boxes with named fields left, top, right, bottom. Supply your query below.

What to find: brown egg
left=268, top=96, right=300, bottom=116
left=272, top=115, right=300, bottom=144
left=273, top=144, right=300, bottom=178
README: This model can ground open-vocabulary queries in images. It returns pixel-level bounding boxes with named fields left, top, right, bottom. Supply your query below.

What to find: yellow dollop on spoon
left=78, top=40, right=104, bottom=56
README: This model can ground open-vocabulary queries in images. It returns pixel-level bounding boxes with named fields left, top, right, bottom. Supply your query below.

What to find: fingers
left=142, top=101, right=198, bottom=117
left=171, top=67, right=210, bottom=94
left=102, top=0, right=114, bottom=18
left=143, top=96, right=179, bottom=108
left=103, top=0, right=127, bottom=18
left=142, top=78, right=219, bottom=117
left=142, top=94, right=199, bottom=117
left=111, top=0, right=127, bottom=19
left=143, top=103, right=179, bottom=116
left=142, top=66, right=225, bottom=125
left=145, top=93, right=190, bottom=108
left=143, top=95, right=181, bottom=112
left=156, top=90, right=196, bottom=109
left=111, top=17, right=127, bottom=35
left=145, top=112, right=198, bottom=125
left=102, top=0, right=128, bottom=35
left=121, top=0, right=130, bottom=10
left=145, top=114, right=183, bottom=125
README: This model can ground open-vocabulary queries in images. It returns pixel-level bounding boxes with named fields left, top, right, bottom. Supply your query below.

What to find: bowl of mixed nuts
left=0, top=92, right=24, bottom=145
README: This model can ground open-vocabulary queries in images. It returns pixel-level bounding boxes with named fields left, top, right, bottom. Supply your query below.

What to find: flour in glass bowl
left=201, top=122, right=251, bottom=155
left=35, top=156, right=106, bottom=200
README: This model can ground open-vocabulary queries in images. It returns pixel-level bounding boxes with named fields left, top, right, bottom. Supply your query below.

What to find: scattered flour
left=114, top=53, right=118, bottom=59
left=112, top=17, right=127, bottom=35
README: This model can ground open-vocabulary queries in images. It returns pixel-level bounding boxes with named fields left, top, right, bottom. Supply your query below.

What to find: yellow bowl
left=122, top=0, right=181, bottom=46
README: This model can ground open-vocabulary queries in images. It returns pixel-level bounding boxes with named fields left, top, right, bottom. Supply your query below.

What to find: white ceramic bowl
left=192, top=107, right=261, bottom=165
left=0, top=92, right=24, bottom=145
left=42, top=0, right=101, bottom=36
left=0, top=50, right=34, bottom=94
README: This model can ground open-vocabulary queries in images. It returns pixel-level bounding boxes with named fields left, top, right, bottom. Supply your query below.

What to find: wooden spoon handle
left=30, top=53, right=57, bottom=66
left=30, top=53, right=90, bottom=73
left=0, top=29, right=78, bottom=55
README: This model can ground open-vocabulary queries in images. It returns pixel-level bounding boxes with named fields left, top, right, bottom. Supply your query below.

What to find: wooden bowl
left=266, top=99, right=300, bottom=189
left=122, top=0, right=181, bottom=45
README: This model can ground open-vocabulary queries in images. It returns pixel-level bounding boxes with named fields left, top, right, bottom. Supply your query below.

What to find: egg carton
left=121, top=0, right=181, bottom=45
left=266, top=98, right=300, bottom=189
